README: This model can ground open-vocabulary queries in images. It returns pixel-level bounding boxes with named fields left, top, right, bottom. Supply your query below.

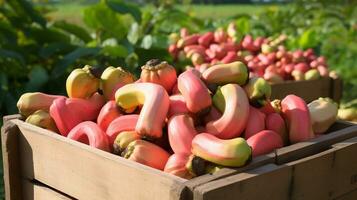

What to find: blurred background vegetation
left=0, top=0, right=356, bottom=196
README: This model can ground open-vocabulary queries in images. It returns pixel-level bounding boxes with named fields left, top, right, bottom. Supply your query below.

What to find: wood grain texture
left=183, top=153, right=275, bottom=195
left=23, top=180, right=75, bottom=200
left=8, top=117, right=278, bottom=200
left=194, top=136, right=357, bottom=200
left=286, top=148, right=336, bottom=200
left=1, top=115, right=23, bottom=200
left=271, top=77, right=332, bottom=103
left=2, top=115, right=356, bottom=200
left=276, top=122, right=357, bottom=164
left=330, top=137, right=357, bottom=198
left=334, top=189, right=357, bottom=200
left=13, top=119, right=187, bottom=200
left=286, top=137, right=357, bottom=200
left=330, top=77, right=343, bottom=103
left=193, top=164, right=292, bottom=200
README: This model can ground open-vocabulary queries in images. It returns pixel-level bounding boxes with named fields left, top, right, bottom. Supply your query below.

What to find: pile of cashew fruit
left=17, top=60, right=338, bottom=180
left=168, top=23, right=334, bottom=83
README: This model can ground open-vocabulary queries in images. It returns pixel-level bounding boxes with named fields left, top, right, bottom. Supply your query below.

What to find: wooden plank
left=271, top=77, right=331, bottom=103
left=13, top=119, right=187, bottom=200
left=286, top=148, right=336, bottom=200
left=3, top=114, right=23, bottom=122
left=275, top=122, right=357, bottom=164
left=329, top=137, right=357, bottom=198
left=193, top=164, right=292, bottom=200
left=22, top=180, right=75, bottom=200
left=334, top=189, right=357, bottom=200
left=271, top=76, right=342, bottom=103
left=183, top=153, right=275, bottom=199
left=1, top=115, right=23, bottom=200
left=9, top=115, right=277, bottom=200
left=4, top=115, right=356, bottom=199
left=273, top=137, right=357, bottom=200
left=194, top=136, right=357, bottom=200
left=328, top=120, right=356, bottom=131
left=330, top=76, right=343, bottom=103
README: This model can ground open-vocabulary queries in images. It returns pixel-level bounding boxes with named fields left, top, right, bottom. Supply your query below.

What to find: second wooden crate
left=271, top=76, right=342, bottom=103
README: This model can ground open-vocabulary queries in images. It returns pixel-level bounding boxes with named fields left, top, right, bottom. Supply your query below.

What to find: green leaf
left=101, top=45, right=128, bottom=58
left=0, top=21, right=17, bottom=45
left=25, top=66, right=49, bottom=91
left=83, top=5, right=100, bottom=29
left=0, top=73, right=8, bottom=92
left=53, top=21, right=92, bottom=43
left=106, top=0, right=142, bottom=23
left=127, top=22, right=140, bottom=44
left=236, top=17, right=251, bottom=35
left=7, top=0, right=46, bottom=27
left=140, top=34, right=169, bottom=50
left=299, top=29, right=318, bottom=49
left=120, top=39, right=135, bottom=54
left=135, top=47, right=171, bottom=67
left=5, top=93, right=17, bottom=114
left=125, top=52, right=139, bottom=70
left=154, top=35, right=169, bottom=49
left=83, top=3, right=128, bottom=40
left=29, top=27, right=71, bottom=44
left=102, top=38, right=118, bottom=47
left=0, top=6, right=32, bottom=31
left=0, top=74, right=8, bottom=109
left=0, top=48, right=25, bottom=65
left=39, top=43, right=77, bottom=59
left=140, top=35, right=152, bottom=49
left=153, top=9, right=203, bottom=34
left=52, top=47, right=101, bottom=78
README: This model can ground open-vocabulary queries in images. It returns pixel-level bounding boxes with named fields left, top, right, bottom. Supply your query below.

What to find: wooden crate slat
left=2, top=114, right=356, bottom=200
left=275, top=122, right=357, bottom=164
left=183, top=153, right=275, bottom=199
left=194, top=136, right=357, bottom=200
left=22, top=180, right=75, bottom=200
left=286, top=148, right=336, bottom=200
left=1, top=115, right=23, bottom=200
left=186, top=121, right=354, bottom=197
left=330, top=77, right=343, bottom=103
left=193, top=164, right=292, bottom=200
left=271, top=77, right=332, bottom=103
left=3, top=116, right=278, bottom=200
left=330, top=137, right=357, bottom=198
left=13, top=119, right=187, bottom=200
left=334, top=189, right=357, bottom=200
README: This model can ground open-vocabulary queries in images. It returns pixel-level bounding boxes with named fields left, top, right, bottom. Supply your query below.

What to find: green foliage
left=53, top=21, right=92, bottom=43
left=106, top=0, right=142, bottom=23
left=0, top=0, right=207, bottom=121
left=0, top=1, right=119, bottom=120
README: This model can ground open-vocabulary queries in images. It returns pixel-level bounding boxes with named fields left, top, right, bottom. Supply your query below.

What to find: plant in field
left=0, top=0, right=101, bottom=119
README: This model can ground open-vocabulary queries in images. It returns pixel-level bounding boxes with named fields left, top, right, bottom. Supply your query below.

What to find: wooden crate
left=2, top=115, right=357, bottom=200
left=271, top=76, right=342, bottom=103
left=192, top=137, right=357, bottom=200
left=0, top=115, right=275, bottom=200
